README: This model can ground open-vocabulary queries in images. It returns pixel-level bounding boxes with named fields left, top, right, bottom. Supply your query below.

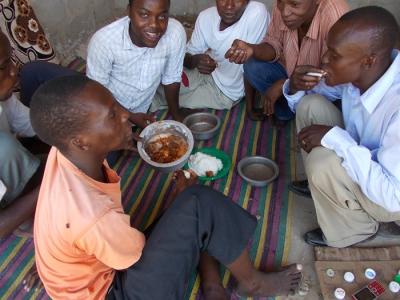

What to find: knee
left=296, top=94, right=327, bottom=117
left=243, top=58, right=259, bottom=77
left=305, top=148, right=340, bottom=187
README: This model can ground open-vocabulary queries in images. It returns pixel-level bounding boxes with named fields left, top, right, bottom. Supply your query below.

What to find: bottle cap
left=326, top=268, right=335, bottom=278
left=344, top=272, right=355, bottom=283
left=334, top=288, right=346, bottom=299
left=394, top=274, right=400, bottom=284
left=364, top=268, right=376, bottom=280
left=389, top=281, right=400, bottom=293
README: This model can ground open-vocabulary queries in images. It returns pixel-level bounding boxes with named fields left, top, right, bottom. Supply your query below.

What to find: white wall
left=32, top=0, right=400, bottom=63
left=115, top=0, right=400, bottom=20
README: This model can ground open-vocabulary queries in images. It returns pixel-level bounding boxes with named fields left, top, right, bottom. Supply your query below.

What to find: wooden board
left=315, top=260, right=400, bottom=299
left=315, top=246, right=400, bottom=262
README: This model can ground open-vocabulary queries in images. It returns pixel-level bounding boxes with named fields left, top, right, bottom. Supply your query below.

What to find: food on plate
left=145, top=134, right=188, bottom=163
left=189, top=152, right=223, bottom=177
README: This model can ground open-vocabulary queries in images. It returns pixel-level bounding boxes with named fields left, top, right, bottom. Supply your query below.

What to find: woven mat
left=0, top=58, right=298, bottom=299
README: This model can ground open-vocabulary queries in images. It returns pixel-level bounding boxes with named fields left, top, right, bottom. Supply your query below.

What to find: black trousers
left=107, top=185, right=257, bottom=300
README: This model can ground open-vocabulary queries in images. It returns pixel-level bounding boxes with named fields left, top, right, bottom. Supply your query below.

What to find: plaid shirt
left=264, top=0, right=349, bottom=76
left=87, top=17, right=186, bottom=113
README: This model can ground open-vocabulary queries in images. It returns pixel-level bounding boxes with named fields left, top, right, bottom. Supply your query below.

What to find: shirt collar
left=359, top=49, right=400, bottom=113
left=122, top=17, right=147, bottom=52
left=279, top=3, right=322, bottom=40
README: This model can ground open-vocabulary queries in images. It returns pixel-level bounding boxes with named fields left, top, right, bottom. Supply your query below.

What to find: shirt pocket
left=139, top=55, right=166, bottom=90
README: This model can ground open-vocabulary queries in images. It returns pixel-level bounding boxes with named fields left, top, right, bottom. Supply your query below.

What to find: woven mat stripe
left=0, top=102, right=294, bottom=300
left=0, top=237, right=37, bottom=300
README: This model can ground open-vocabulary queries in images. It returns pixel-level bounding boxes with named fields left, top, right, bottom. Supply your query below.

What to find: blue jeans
left=20, top=61, right=78, bottom=107
left=243, top=58, right=294, bottom=121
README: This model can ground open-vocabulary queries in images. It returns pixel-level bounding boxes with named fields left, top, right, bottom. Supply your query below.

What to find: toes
left=283, top=263, right=302, bottom=275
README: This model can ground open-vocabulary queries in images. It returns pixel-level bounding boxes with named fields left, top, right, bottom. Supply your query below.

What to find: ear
left=70, top=136, right=90, bottom=151
left=362, top=54, right=377, bottom=70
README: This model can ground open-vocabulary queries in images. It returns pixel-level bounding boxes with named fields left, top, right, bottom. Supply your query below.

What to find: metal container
left=183, top=112, right=220, bottom=140
left=137, top=120, right=194, bottom=173
left=237, top=156, right=279, bottom=187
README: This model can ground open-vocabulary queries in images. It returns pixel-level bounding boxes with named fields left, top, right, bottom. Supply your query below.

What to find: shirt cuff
left=321, top=126, right=357, bottom=157
left=161, top=75, right=182, bottom=85
left=282, top=79, right=305, bottom=113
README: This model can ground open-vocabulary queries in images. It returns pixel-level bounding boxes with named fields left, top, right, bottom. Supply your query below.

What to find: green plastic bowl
left=187, top=148, right=231, bottom=181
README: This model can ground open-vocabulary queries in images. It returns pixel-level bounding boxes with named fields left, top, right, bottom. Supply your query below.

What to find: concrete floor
left=284, top=150, right=400, bottom=300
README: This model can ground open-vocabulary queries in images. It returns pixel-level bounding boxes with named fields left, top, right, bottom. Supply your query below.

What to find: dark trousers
left=107, top=185, right=257, bottom=300
left=243, top=58, right=294, bottom=121
left=20, top=61, right=78, bottom=107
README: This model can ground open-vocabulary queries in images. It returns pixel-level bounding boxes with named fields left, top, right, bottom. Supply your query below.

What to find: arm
left=184, top=13, right=217, bottom=74
left=163, top=82, right=182, bottom=121
left=224, top=4, right=273, bottom=64
left=77, top=209, right=146, bottom=270
left=161, top=21, right=188, bottom=121
left=282, top=75, right=343, bottom=113
left=321, top=112, right=400, bottom=212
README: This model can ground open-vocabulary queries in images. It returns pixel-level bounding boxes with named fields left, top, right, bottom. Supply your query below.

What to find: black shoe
left=288, top=180, right=311, bottom=198
left=377, top=222, right=400, bottom=238
left=304, top=228, right=327, bottom=247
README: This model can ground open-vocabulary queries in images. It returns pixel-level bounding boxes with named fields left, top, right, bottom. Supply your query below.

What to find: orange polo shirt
left=264, top=0, right=349, bottom=76
left=34, top=147, right=145, bottom=300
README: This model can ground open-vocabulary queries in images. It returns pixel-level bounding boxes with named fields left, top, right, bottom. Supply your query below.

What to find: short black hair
left=338, top=6, right=399, bottom=55
left=30, top=75, right=93, bottom=151
left=128, top=0, right=170, bottom=7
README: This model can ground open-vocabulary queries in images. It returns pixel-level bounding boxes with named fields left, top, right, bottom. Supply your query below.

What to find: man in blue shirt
left=284, top=6, right=400, bottom=247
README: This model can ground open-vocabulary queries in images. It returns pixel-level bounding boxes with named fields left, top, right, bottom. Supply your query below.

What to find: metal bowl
left=183, top=112, right=221, bottom=140
left=237, top=156, right=279, bottom=187
left=137, top=120, right=194, bottom=173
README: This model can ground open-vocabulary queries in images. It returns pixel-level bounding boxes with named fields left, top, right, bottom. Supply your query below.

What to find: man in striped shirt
left=225, top=0, right=349, bottom=121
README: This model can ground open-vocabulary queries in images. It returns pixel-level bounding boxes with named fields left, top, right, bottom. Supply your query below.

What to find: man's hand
left=171, top=107, right=201, bottom=122
left=289, top=65, right=326, bottom=94
left=169, top=169, right=198, bottom=200
left=263, top=80, right=285, bottom=116
left=298, top=125, right=332, bottom=153
left=129, top=112, right=156, bottom=128
left=193, top=54, right=217, bottom=74
left=225, top=39, right=253, bottom=64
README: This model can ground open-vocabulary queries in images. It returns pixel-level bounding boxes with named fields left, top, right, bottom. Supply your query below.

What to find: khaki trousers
left=150, top=68, right=239, bottom=112
left=296, top=94, right=400, bottom=247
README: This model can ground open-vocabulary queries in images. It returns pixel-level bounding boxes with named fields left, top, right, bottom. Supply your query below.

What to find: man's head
left=30, top=75, right=132, bottom=156
left=0, top=31, right=18, bottom=101
left=277, top=0, right=320, bottom=30
left=216, top=0, right=249, bottom=29
left=321, top=6, right=399, bottom=88
left=128, top=0, right=170, bottom=48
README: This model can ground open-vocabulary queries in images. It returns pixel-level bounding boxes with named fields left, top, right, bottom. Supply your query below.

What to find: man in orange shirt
left=225, top=0, right=349, bottom=121
left=30, top=75, right=302, bottom=299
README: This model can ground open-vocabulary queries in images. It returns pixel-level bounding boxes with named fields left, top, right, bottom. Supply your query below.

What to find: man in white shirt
left=283, top=6, right=400, bottom=248
left=173, top=0, right=269, bottom=109
left=0, top=31, right=45, bottom=237
left=87, top=0, right=192, bottom=121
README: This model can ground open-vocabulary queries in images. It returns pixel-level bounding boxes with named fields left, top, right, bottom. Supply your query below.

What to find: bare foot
left=23, top=264, right=43, bottom=293
left=246, top=108, right=265, bottom=121
left=203, top=283, right=229, bottom=300
left=237, top=264, right=302, bottom=297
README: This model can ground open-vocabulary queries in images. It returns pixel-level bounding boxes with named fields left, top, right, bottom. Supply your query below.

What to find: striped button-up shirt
left=264, top=0, right=349, bottom=76
left=87, top=17, right=186, bottom=113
